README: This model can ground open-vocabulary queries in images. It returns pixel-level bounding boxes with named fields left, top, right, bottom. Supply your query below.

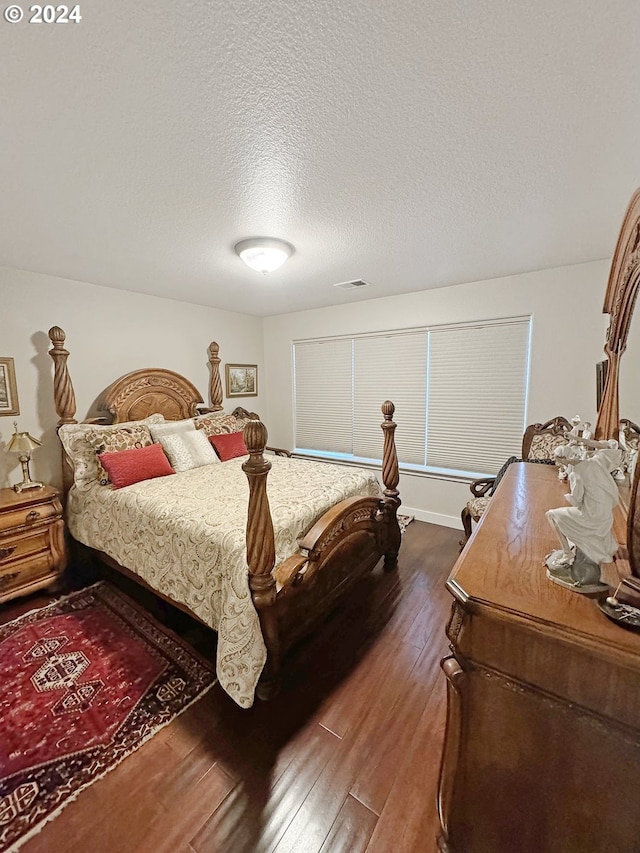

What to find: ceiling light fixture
left=234, top=237, right=294, bottom=274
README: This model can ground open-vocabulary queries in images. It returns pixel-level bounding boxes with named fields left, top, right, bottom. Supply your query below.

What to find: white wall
left=0, top=267, right=264, bottom=489
left=1, top=260, right=618, bottom=528
left=263, top=260, right=611, bottom=528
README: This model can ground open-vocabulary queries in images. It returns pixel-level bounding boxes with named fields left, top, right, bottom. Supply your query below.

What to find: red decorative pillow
left=98, top=443, right=175, bottom=489
left=209, top=431, right=248, bottom=461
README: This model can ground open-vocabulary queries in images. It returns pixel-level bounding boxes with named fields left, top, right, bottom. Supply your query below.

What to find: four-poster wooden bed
left=48, top=327, right=401, bottom=707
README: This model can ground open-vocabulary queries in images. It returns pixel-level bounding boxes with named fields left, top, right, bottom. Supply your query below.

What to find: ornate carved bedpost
left=381, top=400, right=401, bottom=570
left=242, top=419, right=279, bottom=699
left=207, top=341, right=223, bottom=411
left=48, top=326, right=77, bottom=492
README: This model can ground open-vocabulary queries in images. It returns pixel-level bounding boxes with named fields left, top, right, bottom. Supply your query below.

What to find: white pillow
left=148, top=418, right=196, bottom=440
left=59, top=414, right=166, bottom=489
left=159, top=429, right=220, bottom=472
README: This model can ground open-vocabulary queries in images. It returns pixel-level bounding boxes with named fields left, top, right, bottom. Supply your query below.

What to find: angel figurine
left=545, top=439, right=622, bottom=593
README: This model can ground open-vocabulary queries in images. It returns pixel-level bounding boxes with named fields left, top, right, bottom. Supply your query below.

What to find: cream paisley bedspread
left=66, top=456, right=381, bottom=708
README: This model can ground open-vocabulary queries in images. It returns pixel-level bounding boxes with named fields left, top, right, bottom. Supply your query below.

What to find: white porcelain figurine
left=545, top=439, right=622, bottom=593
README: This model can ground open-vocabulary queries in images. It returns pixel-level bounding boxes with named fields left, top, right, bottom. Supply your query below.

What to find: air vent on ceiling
left=333, top=279, right=372, bottom=290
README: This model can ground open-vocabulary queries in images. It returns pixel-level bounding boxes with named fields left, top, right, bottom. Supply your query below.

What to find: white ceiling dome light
left=234, top=238, right=295, bottom=273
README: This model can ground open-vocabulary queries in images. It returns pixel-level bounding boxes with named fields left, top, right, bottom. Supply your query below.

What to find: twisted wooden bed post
left=207, top=342, right=223, bottom=411
left=381, top=400, right=401, bottom=570
left=48, top=326, right=78, bottom=492
left=242, top=419, right=279, bottom=699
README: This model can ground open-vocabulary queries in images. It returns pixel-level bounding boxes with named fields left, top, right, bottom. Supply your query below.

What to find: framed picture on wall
left=226, top=364, right=258, bottom=398
left=0, top=357, right=19, bottom=416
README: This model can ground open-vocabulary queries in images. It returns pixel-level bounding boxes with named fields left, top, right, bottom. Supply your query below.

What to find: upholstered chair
left=460, top=416, right=572, bottom=548
left=619, top=418, right=640, bottom=482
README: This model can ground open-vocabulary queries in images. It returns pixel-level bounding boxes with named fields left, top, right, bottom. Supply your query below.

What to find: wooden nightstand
left=0, top=485, right=67, bottom=603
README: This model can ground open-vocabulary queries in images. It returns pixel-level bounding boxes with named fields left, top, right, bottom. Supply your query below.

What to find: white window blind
left=353, top=333, right=427, bottom=464
left=426, top=321, right=530, bottom=473
left=294, top=338, right=352, bottom=454
left=293, top=317, right=531, bottom=476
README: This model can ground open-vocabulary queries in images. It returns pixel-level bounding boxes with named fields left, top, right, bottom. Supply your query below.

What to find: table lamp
left=7, top=422, right=43, bottom=492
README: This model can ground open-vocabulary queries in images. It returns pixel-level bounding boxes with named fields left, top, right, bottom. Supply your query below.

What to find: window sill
left=292, top=450, right=486, bottom=485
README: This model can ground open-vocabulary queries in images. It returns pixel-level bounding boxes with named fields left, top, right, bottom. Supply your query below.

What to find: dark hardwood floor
left=2, top=521, right=461, bottom=853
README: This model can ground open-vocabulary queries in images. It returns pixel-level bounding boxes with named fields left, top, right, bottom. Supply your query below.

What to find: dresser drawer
left=0, top=500, right=60, bottom=533
left=0, top=551, right=55, bottom=596
left=0, top=527, right=52, bottom=565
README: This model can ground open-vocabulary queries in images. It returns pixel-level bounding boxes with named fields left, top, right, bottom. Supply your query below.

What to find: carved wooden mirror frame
left=595, top=188, right=640, bottom=440
left=594, top=188, right=640, bottom=577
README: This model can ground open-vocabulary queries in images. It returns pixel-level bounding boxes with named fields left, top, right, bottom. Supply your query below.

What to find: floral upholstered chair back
left=522, top=417, right=572, bottom=462
left=619, top=418, right=640, bottom=481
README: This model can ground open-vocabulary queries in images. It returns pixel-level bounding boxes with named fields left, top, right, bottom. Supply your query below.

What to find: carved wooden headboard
left=97, top=369, right=204, bottom=423
left=48, top=327, right=227, bottom=490
left=48, top=328, right=224, bottom=427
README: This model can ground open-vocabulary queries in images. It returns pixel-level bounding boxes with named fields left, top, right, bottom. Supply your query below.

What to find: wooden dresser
left=437, top=463, right=640, bottom=853
left=0, top=485, right=67, bottom=603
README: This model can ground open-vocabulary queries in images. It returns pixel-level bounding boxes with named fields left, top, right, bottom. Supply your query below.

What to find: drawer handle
left=26, top=510, right=40, bottom=522
left=0, top=571, right=20, bottom=589
left=0, top=546, right=16, bottom=561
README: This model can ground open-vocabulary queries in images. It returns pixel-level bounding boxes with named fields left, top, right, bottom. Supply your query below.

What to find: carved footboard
left=242, top=402, right=401, bottom=699
left=274, top=496, right=388, bottom=646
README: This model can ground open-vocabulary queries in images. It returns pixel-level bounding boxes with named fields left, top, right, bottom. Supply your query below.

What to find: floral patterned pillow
left=59, top=414, right=165, bottom=489
left=86, top=424, right=155, bottom=485
left=194, top=411, right=252, bottom=436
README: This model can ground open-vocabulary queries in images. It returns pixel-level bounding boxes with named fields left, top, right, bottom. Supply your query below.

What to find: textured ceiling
left=1, top=0, right=639, bottom=317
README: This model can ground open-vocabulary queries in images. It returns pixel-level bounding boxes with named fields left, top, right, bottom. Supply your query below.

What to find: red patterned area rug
left=0, top=582, right=216, bottom=853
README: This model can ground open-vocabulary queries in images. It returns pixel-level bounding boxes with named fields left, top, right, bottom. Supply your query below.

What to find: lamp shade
left=7, top=425, right=42, bottom=455
left=234, top=238, right=294, bottom=273
left=7, top=423, right=44, bottom=492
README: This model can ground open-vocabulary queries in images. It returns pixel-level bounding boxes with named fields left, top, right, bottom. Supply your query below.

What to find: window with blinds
left=293, top=317, right=531, bottom=477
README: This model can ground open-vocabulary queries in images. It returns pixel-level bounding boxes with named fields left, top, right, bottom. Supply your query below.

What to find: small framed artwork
left=226, top=363, right=258, bottom=398
left=0, top=358, right=19, bottom=416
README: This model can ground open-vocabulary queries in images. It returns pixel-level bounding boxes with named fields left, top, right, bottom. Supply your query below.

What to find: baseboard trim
left=401, top=506, right=462, bottom=530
